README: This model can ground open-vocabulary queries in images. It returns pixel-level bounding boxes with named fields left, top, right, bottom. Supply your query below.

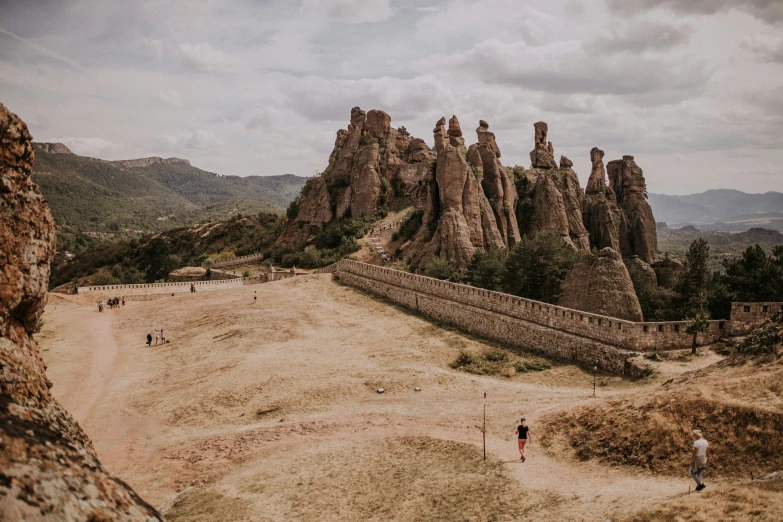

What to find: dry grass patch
left=543, top=394, right=783, bottom=478
left=451, top=348, right=551, bottom=377
left=240, top=435, right=560, bottom=521
left=165, top=489, right=253, bottom=522
left=627, top=478, right=783, bottom=521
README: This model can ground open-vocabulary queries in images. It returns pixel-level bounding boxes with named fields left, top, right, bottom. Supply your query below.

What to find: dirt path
left=39, top=276, right=717, bottom=521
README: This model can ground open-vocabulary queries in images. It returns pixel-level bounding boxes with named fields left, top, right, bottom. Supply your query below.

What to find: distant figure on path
left=74, top=284, right=78, bottom=295
left=154, top=331, right=159, bottom=345
left=515, top=417, right=531, bottom=462
left=690, top=429, right=709, bottom=491
left=160, top=328, right=165, bottom=344
left=98, top=300, right=104, bottom=312
left=122, top=296, right=125, bottom=306
left=254, top=291, right=257, bottom=304
left=146, top=331, right=152, bottom=346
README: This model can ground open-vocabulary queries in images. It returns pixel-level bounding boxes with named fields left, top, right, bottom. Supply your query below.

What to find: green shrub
left=399, top=210, right=424, bottom=241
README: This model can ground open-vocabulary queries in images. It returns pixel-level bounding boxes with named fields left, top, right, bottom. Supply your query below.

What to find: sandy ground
left=38, top=276, right=722, bottom=521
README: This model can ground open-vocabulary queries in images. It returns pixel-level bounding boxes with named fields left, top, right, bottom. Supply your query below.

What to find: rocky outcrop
left=0, top=104, right=162, bottom=520
left=32, top=142, right=72, bottom=154
left=607, top=155, right=657, bottom=264
left=275, top=111, right=659, bottom=278
left=410, top=117, right=509, bottom=271
left=515, top=124, right=589, bottom=251
left=582, top=147, right=623, bottom=253
left=558, top=248, right=645, bottom=322
left=274, top=107, right=433, bottom=252
left=651, top=255, right=686, bottom=289
left=529, top=121, right=557, bottom=169
left=627, top=256, right=658, bottom=289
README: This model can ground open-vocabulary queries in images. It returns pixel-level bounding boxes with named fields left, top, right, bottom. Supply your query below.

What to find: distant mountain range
left=648, top=189, right=783, bottom=232
left=31, top=142, right=308, bottom=234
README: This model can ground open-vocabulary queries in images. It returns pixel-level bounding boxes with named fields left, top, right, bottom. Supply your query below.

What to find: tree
left=465, top=249, right=508, bottom=292
left=685, top=311, right=711, bottom=355
left=140, top=238, right=178, bottom=282
left=501, top=233, right=580, bottom=303
left=676, top=238, right=711, bottom=312
left=717, top=244, right=783, bottom=302
left=425, top=258, right=454, bottom=280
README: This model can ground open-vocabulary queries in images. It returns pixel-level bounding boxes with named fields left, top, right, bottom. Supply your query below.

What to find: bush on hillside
left=451, top=349, right=550, bottom=377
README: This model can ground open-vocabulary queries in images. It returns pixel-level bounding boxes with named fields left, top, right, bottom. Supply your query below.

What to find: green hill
left=31, top=142, right=307, bottom=235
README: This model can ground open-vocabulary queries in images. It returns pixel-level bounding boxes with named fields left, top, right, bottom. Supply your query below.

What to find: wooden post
left=483, top=392, right=486, bottom=461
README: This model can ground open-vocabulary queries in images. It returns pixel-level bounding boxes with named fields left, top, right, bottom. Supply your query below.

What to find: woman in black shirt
left=515, top=417, right=531, bottom=462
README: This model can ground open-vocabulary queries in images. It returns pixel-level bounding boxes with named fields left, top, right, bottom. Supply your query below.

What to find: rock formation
left=558, top=248, right=645, bottom=322
left=582, top=147, right=623, bottom=253
left=33, top=142, right=73, bottom=154
left=274, top=107, right=434, bottom=252
left=0, top=104, right=162, bottom=520
left=607, top=155, right=658, bottom=263
left=409, top=116, right=512, bottom=271
left=529, top=121, right=557, bottom=169
left=515, top=123, right=590, bottom=251
left=651, top=254, right=686, bottom=289
left=582, top=149, right=658, bottom=264
left=274, top=111, right=660, bottom=281
left=627, top=255, right=658, bottom=289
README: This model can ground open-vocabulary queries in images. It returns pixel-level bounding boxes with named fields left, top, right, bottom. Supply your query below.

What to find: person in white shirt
left=690, top=429, right=709, bottom=491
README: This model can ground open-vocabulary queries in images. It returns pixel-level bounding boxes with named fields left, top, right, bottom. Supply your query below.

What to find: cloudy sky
left=1, top=0, right=782, bottom=194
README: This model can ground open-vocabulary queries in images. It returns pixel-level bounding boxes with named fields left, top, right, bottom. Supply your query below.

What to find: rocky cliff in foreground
left=275, top=107, right=659, bottom=273
left=0, top=104, right=161, bottom=521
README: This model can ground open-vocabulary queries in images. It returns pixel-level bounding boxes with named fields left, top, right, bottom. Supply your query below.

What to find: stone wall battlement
left=203, top=252, right=265, bottom=268
left=323, top=260, right=780, bottom=351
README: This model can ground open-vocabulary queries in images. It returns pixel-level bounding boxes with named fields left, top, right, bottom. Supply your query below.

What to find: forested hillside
left=31, top=143, right=306, bottom=233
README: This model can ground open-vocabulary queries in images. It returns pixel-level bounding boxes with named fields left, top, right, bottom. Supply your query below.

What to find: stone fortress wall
left=317, top=260, right=781, bottom=353
left=77, top=270, right=298, bottom=297
left=202, top=252, right=266, bottom=269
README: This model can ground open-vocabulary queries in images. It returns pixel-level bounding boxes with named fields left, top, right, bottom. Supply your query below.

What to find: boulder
left=651, top=255, right=686, bottom=289
left=447, top=115, right=465, bottom=148
left=476, top=120, right=501, bottom=158
left=365, top=109, right=391, bottom=139
left=558, top=248, right=645, bottom=322
left=627, top=256, right=658, bottom=289
left=0, top=103, right=162, bottom=520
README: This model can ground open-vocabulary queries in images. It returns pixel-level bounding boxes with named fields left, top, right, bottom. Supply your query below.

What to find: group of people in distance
left=146, top=328, right=167, bottom=346
left=97, top=296, right=124, bottom=312
left=514, top=419, right=709, bottom=491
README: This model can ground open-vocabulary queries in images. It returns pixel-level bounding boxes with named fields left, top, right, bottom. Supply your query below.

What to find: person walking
left=254, top=290, right=257, bottom=304
left=515, top=417, right=531, bottom=462
left=122, top=296, right=125, bottom=307
left=160, top=328, right=165, bottom=344
left=146, top=331, right=152, bottom=346
left=154, top=330, right=159, bottom=345
left=690, top=429, right=709, bottom=491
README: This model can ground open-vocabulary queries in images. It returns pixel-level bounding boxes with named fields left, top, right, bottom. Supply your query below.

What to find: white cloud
left=245, top=106, right=283, bottom=130
left=153, top=88, right=183, bottom=107
left=742, top=34, right=783, bottom=62
left=178, top=42, right=244, bottom=73
left=50, top=137, right=124, bottom=157
left=300, top=0, right=392, bottom=23
left=143, top=38, right=164, bottom=62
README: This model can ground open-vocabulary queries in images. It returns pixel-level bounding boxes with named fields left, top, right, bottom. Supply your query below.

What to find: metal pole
left=483, top=392, right=486, bottom=461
